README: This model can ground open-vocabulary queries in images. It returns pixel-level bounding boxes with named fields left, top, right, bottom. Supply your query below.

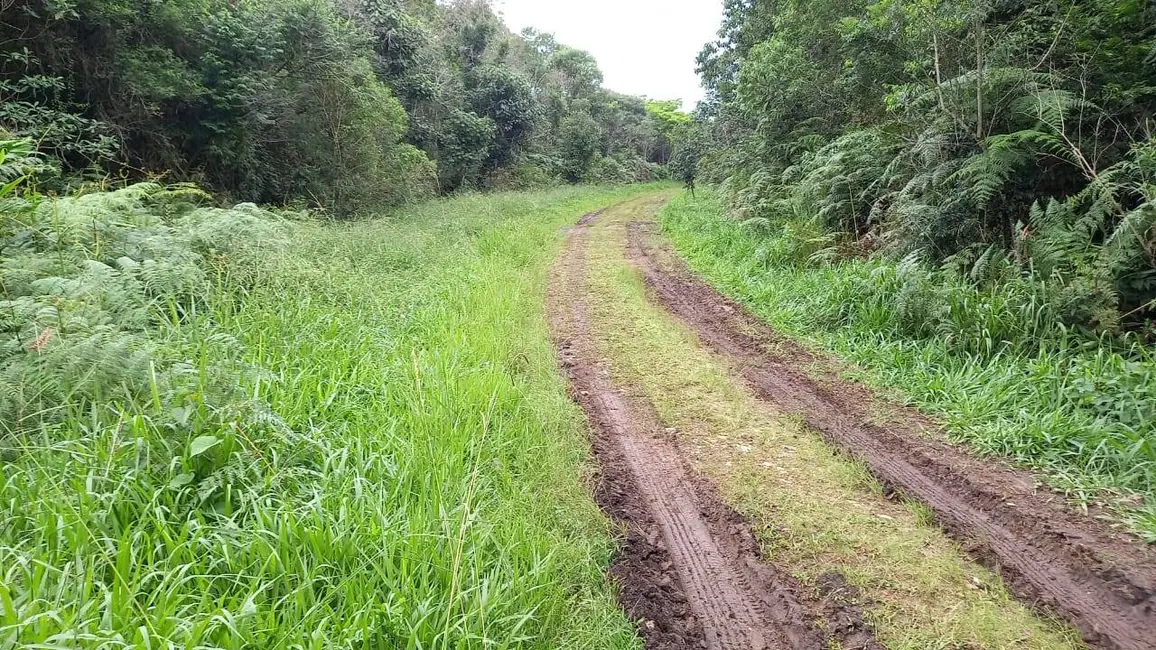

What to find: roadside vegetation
left=4, top=0, right=1155, bottom=646
left=0, top=172, right=659, bottom=647
left=1, top=0, right=687, bottom=645
left=663, top=191, right=1156, bottom=539
left=670, top=0, right=1156, bottom=538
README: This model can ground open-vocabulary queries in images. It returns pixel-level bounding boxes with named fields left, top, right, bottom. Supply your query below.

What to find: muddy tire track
left=548, top=206, right=878, bottom=650
left=627, top=220, right=1156, bottom=650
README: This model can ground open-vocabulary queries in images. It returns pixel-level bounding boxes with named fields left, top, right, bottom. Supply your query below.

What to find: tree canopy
left=0, top=0, right=686, bottom=214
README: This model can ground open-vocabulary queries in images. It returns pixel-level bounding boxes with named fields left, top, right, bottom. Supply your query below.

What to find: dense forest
left=684, top=0, right=1155, bottom=338
left=0, top=0, right=684, bottom=215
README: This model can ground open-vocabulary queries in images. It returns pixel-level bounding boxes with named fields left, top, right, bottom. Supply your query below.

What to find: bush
left=558, top=111, right=601, bottom=182
left=437, top=109, right=498, bottom=192
left=0, top=182, right=289, bottom=433
left=487, top=156, right=559, bottom=190
left=695, top=0, right=1156, bottom=335
left=282, top=63, right=435, bottom=216
left=587, top=155, right=631, bottom=184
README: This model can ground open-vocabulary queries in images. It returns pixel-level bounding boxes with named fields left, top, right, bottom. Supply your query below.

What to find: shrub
left=587, top=155, right=631, bottom=184
left=0, top=182, right=289, bottom=433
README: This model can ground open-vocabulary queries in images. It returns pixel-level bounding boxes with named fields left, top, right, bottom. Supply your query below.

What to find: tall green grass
left=661, top=190, right=1156, bottom=541
left=1, top=185, right=658, bottom=648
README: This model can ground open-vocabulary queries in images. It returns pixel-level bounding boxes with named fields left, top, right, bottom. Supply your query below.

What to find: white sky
left=495, top=0, right=723, bottom=111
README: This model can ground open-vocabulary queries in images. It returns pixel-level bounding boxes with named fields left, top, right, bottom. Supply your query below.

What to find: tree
left=468, top=64, right=538, bottom=170
left=436, top=109, right=496, bottom=190
left=558, top=111, right=600, bottom=182
left=646, top=100, right=691, bottom=163
left=549, top=47, right=603, bottom=99
left=0, top=0, right=671, bottom=208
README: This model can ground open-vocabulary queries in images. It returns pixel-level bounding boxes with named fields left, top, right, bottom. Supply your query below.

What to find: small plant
left=0, top=137, right=36, bottom=196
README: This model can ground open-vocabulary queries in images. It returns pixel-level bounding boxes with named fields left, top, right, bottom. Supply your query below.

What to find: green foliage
left=436, top=109, right=497, bottom=191
left=0, top=0, right=440, bottom=214
left=692, top=0, right=1156, bottom=335
left=549, top=47, right=605, bottom=99
left=0, top=137, right=39, bottom=191
left=0, top=182, right=290, bottom=432
left=588, top=156, right=632, bottom=185
left=281, top=60, right=434, bottom=215
left=1, top=0, right=671, bottom=212
left=467, top=64, right=538, bottom=170
left=681, top=0, right=1156, bottom=535
left=645, top=100, right=691, bottom=132
left=348, top=0, right=431, bottom=83
left=670, top=123, right=705, bottom=189
left=558, top=111, right=600, bottom=182
left=645, top=100, right=691, bottom=164
left=0, top=50, right=118, bottom=180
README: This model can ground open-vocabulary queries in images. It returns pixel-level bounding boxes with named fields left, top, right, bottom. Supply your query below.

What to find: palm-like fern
left=1, top=182, right=290, bottom=435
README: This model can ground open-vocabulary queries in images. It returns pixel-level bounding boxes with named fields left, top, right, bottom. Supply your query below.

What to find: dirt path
left=626, top=219, right=1156, bottom=650
left=548, top=201, right=878, bottom=650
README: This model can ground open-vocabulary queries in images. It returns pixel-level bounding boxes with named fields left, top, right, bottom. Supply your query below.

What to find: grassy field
left=0, top=185, right=662, bottom=649
left=661, top=189, right=1156, bottom=540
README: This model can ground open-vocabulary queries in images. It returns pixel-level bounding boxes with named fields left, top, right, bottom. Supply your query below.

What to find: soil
left=626, top=219, right=1156, bottom=650
left=547, top=205, right=879, bottom=650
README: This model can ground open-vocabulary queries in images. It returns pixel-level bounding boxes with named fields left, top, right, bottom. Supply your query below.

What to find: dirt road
left=549, top=196, right=1156, bottom=650
left=549, top=200, right=876, bottom=649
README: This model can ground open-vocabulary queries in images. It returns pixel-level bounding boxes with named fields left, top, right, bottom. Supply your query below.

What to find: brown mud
left=627, top=219, right=1156, bottom=650
left=547, top=204, right=879, bottom=650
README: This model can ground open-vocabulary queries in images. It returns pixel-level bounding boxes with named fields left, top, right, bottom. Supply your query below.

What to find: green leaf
left=171, top=406, right=191, bottom=426
left=169, top=472, right=195, bottom=489
left=0, top=176, right=25, bottom=199
left=189, top=435, right=221, bottom=457
left=0, top=582, right=16, bottom=626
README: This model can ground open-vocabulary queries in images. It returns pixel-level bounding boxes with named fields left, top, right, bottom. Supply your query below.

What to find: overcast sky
left=494, top=0, right=723, bottom=111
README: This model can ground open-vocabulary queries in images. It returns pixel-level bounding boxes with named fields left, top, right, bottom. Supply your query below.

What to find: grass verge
left=580, top=198, right=1080, bottom=648
left=661, top=189, right=1156, bottom=540
left=0, top=185, right=665, bottom=649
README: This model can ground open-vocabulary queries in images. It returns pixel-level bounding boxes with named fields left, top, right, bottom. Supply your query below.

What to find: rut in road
left=547, top=201, right=878, bottom=650
left=627, top=219, right=1156, bottom=650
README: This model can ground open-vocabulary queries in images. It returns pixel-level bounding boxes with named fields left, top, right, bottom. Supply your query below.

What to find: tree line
left=684, top=0, right=1156, bottom=336
left=1, top=0, right=681, bottom=215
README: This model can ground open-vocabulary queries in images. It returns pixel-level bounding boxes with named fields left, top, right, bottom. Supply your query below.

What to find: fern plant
left=1, top=181, right=290, bottom=436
